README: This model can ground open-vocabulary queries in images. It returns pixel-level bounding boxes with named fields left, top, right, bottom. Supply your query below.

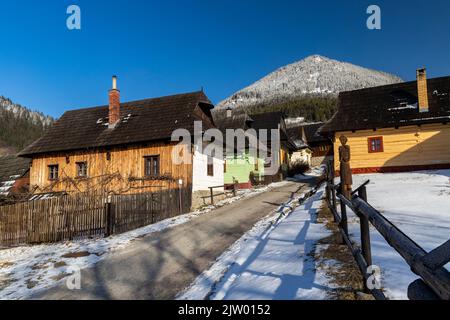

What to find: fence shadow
left=212, top=189, right=333, bottom=300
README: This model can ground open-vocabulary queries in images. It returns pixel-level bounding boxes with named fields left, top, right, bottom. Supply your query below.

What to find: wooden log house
left=320, top=69, right=450, bottom=174
left=19, top=77, right=224, bottom=211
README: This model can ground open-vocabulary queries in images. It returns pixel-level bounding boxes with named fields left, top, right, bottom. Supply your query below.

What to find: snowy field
left=348, top=170, right=450, bottom=300
left=0, top=182, right=288, bottom=300
left=179, top=187, right=335, bottom=300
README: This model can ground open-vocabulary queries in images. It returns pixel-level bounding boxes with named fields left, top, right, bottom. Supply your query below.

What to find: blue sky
left=0, top=0, right=449, bottom=118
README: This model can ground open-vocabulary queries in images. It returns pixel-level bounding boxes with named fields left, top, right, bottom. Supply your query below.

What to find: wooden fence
left=0, top=188, right=186, bottom=248
left=324, top=160, right=450, bottom=300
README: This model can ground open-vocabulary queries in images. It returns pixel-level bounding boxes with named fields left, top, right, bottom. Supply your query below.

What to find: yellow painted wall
left=333, top=123, right=450, bottom=171
left=29, top=142, right=192, bottom=194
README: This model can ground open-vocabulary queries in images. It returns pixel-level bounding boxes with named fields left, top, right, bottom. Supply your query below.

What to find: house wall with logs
left=29, top=141, right=193, bottom=196
left=333, top=123, right=450, bottom=174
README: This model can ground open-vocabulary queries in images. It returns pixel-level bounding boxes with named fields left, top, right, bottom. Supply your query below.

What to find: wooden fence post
left=339, top=197, right=348, bottom=236
left=327, top=160, right=338, bottom=220
left=105, top=197, right=114, bottom=237
left=358, top=185, right=373, bottom=294
left=210, top=187, right=214, bottom=205
left=325, top=163, right=331, bottom=206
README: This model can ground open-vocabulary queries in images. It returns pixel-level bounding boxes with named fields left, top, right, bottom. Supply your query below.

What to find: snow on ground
left=288, top=165, right=326, bottom=182
left=0, top=182, right=288, bottom=300
left=178, top=186, right=335, bottom=300
left=345, top=170, right=450, bottom=300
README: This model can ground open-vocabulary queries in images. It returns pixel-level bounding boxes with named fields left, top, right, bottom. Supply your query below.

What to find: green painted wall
left=224, top=151, right=265, bottom=185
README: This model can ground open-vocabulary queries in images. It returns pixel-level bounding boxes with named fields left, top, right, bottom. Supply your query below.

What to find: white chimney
left=226, top=107, right=232, bottom=118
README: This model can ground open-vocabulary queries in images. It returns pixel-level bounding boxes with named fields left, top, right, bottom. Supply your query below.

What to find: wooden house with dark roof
left=19, top=77, right=224, bottom=211
left=286, top=125, right=312, bottom=166
left=302, top=123, right=333, bottom=166
left=320, top=69, right=450, bottom=174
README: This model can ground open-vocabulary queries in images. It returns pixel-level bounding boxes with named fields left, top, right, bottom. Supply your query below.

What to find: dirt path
left=32, top=180, right=314, bottom=300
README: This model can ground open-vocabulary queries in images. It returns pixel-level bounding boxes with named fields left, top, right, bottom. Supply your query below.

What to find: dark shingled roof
left=251, top=112, right=297, bottom=150
left=286, top=127, right=309, bottom=149
left=214, top=110, right=254, bottom=132
left=320, top=76, right=450, bottom=134
left=302, top=123, right=329, bottom=144
left=19, top=91, right=214, bottom=156
left=0, top=155, right=30, bottom=196
left=250, top=112, right=284, bottom=131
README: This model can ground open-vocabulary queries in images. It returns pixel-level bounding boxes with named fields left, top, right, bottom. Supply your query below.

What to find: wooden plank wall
left=333, top=123, right=450, bottom=171
left=29, top=142, right=193, bottom=196
left=0, top=188, right=189, bottom=248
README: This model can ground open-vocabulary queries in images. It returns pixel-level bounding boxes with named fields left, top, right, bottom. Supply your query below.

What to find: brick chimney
left=416, top=68, right=429, bottom=113
left=109, top=75, right=120, bottom=127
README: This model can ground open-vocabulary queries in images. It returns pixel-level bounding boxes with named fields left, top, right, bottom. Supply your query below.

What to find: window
left=207, top=156, right=214, bottom=177
left=368, top=137, right=384, bottom=153
left=144, top=155, right=160, bottom=177
left=48, top=165, right=59, bottom=180
left=76, top=162, right=88, bottom=178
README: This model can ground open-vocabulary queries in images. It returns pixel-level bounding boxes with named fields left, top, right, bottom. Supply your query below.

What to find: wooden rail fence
left=324, top=160, right=450, bottom=300
left=207, top=184, right=237, bottom=205
left=0, top=188, right=185, bottom=248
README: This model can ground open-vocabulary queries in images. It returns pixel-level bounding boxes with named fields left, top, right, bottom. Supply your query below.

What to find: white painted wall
left=192, top=148, right=224, bottom=192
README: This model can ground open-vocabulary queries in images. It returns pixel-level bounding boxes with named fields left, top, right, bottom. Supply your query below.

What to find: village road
left=33, top=179, right=315, bottom=300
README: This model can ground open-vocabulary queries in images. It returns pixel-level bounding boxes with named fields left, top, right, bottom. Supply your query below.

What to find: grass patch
left=315, top=203, right=374, bottom=300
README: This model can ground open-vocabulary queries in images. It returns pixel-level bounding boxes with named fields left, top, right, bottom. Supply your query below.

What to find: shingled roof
left=249, top=112, right=285, bottom=131
left=320, top=76, right=450, bottom=134
left=250, top=112, right=297, bottom=150
left=0, top=155, right=30, bottom=196
left=19, top=91, right=214, bottom=156
left=302, top=123, right=329, bottom=144
left=213, top=110, right=254, bottom=133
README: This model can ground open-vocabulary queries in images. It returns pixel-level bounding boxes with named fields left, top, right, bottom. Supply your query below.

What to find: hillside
left=215, top=55, right=403, bottom=121
left=0, top=96, right=53, bottom=155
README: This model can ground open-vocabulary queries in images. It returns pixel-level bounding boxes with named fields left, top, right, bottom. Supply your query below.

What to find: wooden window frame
left=48, top=165, right=59, bottom=181
left=207, top=155, right=214, bottom=177
left=144, top=155, right=160, bottom=177
left=368, top=136, right=384, bottom=153
left=76, top=161, right=88, bottom=178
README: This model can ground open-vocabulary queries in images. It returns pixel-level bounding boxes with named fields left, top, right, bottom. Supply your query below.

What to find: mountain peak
left=217, top=55, right=403, bottom=110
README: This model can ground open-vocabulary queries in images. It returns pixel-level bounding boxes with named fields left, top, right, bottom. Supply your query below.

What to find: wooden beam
left=422, top=240, right=450, bottom=270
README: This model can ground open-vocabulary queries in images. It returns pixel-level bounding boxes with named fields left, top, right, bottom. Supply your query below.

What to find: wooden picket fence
left=0, top=188, right=187, bottom=248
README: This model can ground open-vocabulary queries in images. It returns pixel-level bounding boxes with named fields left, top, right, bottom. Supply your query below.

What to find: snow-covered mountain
left=0, top=96, right=53, bottom=127
left=217, top=55, right=403, bottom=110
